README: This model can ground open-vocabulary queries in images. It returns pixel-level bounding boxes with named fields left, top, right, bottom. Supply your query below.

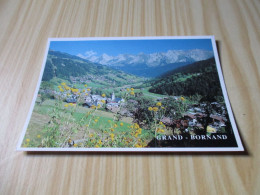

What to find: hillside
left=148, top=58, right=223, bottom=98
left=42, top=50, right=142, bottom=87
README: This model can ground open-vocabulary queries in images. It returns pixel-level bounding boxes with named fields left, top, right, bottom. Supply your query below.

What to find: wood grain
left=0, top=0, right=259, bottom=194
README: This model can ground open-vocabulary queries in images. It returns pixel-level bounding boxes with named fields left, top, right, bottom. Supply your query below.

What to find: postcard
left=17, top=36, right=244, bottom=152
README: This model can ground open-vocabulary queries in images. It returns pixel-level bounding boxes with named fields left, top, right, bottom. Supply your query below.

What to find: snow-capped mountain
left=77, top=49, right=213, bottom=77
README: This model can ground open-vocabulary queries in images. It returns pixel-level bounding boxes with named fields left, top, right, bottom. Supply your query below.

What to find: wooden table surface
left=0, top=0, right=259, bottom=194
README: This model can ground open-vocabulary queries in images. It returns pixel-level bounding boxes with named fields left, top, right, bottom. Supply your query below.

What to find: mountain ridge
left=78, top=49, right=214, bottom=77
left=148, top=57, right=223, bottom=97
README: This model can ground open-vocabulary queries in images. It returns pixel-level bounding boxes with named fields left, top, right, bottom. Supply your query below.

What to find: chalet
left=85, top=96, right=92, bottom=103
left=210, top=114, right=226, bottom=123
left=82, top=101, right=99, bottom=108
left=161, top=117, right=174, bottom=126
left=107, top=102, right=119, bottom=108
left=66, top=97, right=77, bottom=103
left=91, top=95, right=103, bottom=101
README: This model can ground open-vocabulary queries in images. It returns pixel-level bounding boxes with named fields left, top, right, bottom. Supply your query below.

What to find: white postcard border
left=17, top=36, right=244, bottom=152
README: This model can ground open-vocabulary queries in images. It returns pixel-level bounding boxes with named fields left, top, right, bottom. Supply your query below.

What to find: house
left=108, top=92, right=124, bottom=103
left=161, top=117, right=174, bottom=126
left=91, top=95, right=102, bottom=101
left=82, top=101, right=99, bottom=108
left=107, top=102, right=119, bottom=108
left=66, top=97, right=77, bottom=103
left=85, top=96, right=92, bottom=103
left=210, top=114, right=226, bottom=124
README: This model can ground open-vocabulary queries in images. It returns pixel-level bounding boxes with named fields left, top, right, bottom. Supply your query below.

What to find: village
left=39, top=84, right=230, bottom=137
left=160, top=98, right=229, bottom=135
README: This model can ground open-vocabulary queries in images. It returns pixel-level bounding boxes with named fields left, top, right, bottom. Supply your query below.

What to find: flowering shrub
left=23, top=84, right=154, bottom=148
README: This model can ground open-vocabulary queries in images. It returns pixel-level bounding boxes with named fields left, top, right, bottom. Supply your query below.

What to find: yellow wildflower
left=126, top=88, right=130, bottom=91
left=111, top=128, right=115, bottom=132
left=73, top=144, right=78, bottom=147
left=59, top=88, right=64, bottom=92
left=157, top=128, right=164, bottom=133
left=130, top=91, right=135, bottom=96
left=87, top=88, right=91, bottom=91
left=37, top=135, right=41, bottom=138
left=71, top=88, right=79, bottom=93
left=135, top=144, right=142, bottom=148
left=64, top=86, right=70, bottom=90
left=161, top=106, right=165, bottom=109
left=94, top=119, right=98, bottom=122
left=180, top=96, right=185, bottom=101
left=91, top=105, right=96, bottom=109
left=120, top=123, right=124, bottom=127
left=85, top=93, right=88, bottom=96
left=102, top=93, right=106, bottom=97
left=134, top=123, right=139, bottom=129
left=64, top=104, right=69, bottom=107
left=89, top=134, right=94, bottom=138
left=152, top=107, right=158, bottom=112
left=26, top=139, right=30, bottom=142
left=156, top=102, right=162, bottom=107
left=131, top=88, right=134, bottom=91
left=98, top=140, right=102, bottom=145
left=95, top=145, right=100, bottom=148
left=108, top=120, right=111, bottom=123
left=61, top=82, right=66, bottom=86
left=97, top=104, right=101, bottom=108
left=110, top=133, right=115, bottom=141
left=84, top=84, right=88, bottom=87
left=82, top=89, right=85, bottom=92
left=159, top=121, right=163, bottom=125
left=85, top=124, right=89, bottom=127
left=148, top=107, right=153, bottom=111
left=101, top=100, right=106, bottom=103
left=114, top=124, right=118, bottom=128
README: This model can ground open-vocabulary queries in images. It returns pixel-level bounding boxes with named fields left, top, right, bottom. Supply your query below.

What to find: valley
left=22, top=50, right=237, bottom=148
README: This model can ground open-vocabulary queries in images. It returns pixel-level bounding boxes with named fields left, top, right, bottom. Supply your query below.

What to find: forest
left=148, top=58, right=223, bottom=98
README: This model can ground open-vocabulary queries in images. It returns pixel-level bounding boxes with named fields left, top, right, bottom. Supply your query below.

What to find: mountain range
left=77, top=49, right=214, bottom=77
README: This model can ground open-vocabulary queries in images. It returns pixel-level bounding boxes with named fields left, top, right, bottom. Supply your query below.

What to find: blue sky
left=49, top=38, right=213, bottom=56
